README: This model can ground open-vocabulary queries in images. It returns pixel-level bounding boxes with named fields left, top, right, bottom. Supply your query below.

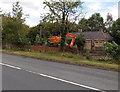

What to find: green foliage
left=86, top=49, right=91, bottom=60
left=27, top=22, right=60, bottom=45
left=12, top=1, right=23, bottom=20
left=75, top=34, right=85, bottom=52
left=43, top=0, right=83, bottom=51
left=97, top=58, right=112, bottom=63
left=45, top=51, right=61, bottom=55
left=106, top=41, right=120, bottom=61
left=78, top=18, right=89, bottom=31
left=40, top=22, right=60, bottom=36
left=2, top=2, right=29, bottom=48
left=43, top=0, right=83, bottom=23
left=105, top=13, right=113, bottom=32
left=78, top=13, right=105, bottom=31
left=88, top=13, right=105, bottom=31
left=66, top=39, right=72, bottom=45
left=3, top=49, right=119, bottom=71
left=111, top=18, right=120, bottom=45
left=35, top=34, right=41, bottom=43
left=61, top=53, right=74, bottom=58
left=27, top=26, right=39, bottom=45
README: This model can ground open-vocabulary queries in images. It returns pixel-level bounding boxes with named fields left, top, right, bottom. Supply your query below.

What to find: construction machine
left=50, top=33, right=76, bottom=47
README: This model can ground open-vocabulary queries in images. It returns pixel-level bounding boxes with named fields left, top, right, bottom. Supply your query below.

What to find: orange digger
left=50, top=33, right=76, bottom=47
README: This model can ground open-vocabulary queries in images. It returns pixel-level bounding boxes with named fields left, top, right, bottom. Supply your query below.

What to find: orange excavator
left=50, top=33, right=76, bottom=47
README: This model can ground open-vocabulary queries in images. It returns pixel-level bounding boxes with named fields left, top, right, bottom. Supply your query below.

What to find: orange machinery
left=50, top=33, right=76, bottom=47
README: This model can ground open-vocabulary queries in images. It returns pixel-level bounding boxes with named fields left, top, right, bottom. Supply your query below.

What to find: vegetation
left=79, top=13, right=105, bottom=31
left=35, top=34, right=42, bottom=43
left=1, top=49, right=118, bottom=71
left=66, top=39, right=72, bottom=45
left=78, top=18, right=89, bottom=32
left=42, top=0, right=83, bottom=51
left=105, top=13, right=113, bottom=32
left=75, top=34, right=85, bottom=53
left=88, top=13, right=105, bottom=31
left=106, top=41, right=120, bottom=61
left=85, top=49, right=91, bottom=60
left=1, top=1, right=120, bottom=69
left=111, top=18, right=120, bottom=45
left=2, top=2, right=29, bottom=48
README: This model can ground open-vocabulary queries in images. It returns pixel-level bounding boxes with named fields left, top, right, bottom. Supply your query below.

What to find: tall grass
left=1, top=49, right=119, bottom=71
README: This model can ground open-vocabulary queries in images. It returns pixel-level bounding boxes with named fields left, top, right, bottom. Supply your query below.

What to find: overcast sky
left=0, top=0, right=119, bottom=27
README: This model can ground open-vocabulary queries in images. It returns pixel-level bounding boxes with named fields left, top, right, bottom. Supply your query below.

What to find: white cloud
left=0, top=0, right=119, bottom=27
left=0, top=0, right=50, bottom=27
left=87, top=2, right=103, bottom=11
left=82, top=0, right=119, bottom=2
left=107, top=4, right=118, bottom=20
left=84, top=1, right=118, bottom=22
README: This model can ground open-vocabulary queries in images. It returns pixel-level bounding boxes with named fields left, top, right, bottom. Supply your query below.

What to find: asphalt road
left=2, top=66, right=89, bottom=90
left=1, top=53, right=119, bottom=91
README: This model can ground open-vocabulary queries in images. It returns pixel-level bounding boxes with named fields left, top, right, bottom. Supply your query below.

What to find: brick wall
left=31, top=46, right=60, bottom=52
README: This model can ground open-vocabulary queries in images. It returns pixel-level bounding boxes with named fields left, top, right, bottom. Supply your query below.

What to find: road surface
left=2, top=66, right=90, bottom=90
left=1, top=53, right=119, bottom=91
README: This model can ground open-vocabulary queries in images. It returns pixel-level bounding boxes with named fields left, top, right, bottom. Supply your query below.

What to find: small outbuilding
left=72, top=31, right=113, bottom=51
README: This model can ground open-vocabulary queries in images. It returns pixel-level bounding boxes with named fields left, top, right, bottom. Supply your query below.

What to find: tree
left=12, top=2, right=23, bottom=21
left=75, top=34, right=85, bottom=54
left=39, top=22, right=60, bottom=36
left=35, top=34, right=41, bottom=43
left=88, top=13, right=105, bottom=31
left=78, top=18, right=89, bottom=31
left=111, top=18, right=120, bottom=45
left=43, top=0, right=83, bottom=51
left=105, top=13, right=113, bottom=32
left=27, top=26, right=39, bottom=45
left=11, top=1, right=29, bottom=47
left=2, top=2, right=29, bottom=48
left=0, top=13, right=2, bottom=46
left=106, top=41, right=120, bottom=61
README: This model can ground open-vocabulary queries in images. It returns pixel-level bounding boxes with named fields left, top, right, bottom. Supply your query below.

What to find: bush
left=86, top=49, right=91, bottom=60
left=66, top=39, right=72, bottom=45
left=75, top=34, right=85, bottom=54
left=106, top=41, right=120, bottom=61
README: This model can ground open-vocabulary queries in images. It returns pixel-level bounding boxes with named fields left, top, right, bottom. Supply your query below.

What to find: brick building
left=72, top=31, right=113, bottom=51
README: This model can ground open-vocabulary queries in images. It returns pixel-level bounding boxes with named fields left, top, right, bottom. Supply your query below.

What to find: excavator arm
left=66, top=33, right=76, bottom=47
left=50, top=33, right=76, bottom=47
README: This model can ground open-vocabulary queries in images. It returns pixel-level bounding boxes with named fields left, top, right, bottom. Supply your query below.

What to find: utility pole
left=39, top=25, right=42, bottom=39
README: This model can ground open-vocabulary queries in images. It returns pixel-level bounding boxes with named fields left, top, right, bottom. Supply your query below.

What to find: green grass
left=1, top=49, right=119, bottom=71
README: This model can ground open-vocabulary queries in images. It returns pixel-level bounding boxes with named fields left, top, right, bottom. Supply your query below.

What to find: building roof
left=71, top=31, right=113, bottom=40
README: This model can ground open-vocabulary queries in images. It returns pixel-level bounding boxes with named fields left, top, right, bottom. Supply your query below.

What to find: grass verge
left=1, top=49, right=119, bottom=71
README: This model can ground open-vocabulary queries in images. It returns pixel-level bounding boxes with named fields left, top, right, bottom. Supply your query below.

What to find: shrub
left=86, top=49, right=91, bottom=60
left=66, top=39, right=72, bottom=45
left=106, top=41, right=120, bottom=61
left=75, top=34, right=85, bottom=54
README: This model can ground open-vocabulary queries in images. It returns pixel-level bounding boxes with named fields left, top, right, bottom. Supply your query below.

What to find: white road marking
left=1, top=62, right=105, bottom=92
left=39, top=73, right=102, bottom=91
left=0, top=63, right=21, bottom=70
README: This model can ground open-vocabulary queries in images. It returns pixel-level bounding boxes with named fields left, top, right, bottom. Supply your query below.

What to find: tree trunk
left=60, top=4, right=66, bottom=52
left=60, top=33, right=66, bottom=52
